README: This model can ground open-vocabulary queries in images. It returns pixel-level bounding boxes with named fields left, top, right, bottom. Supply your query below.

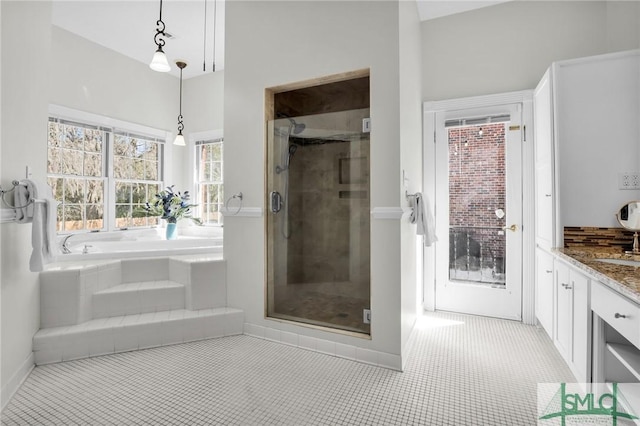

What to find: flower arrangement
left=143, top=185, right=201, bottom=225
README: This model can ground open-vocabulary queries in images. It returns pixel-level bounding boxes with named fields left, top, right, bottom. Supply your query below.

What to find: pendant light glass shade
left=174, top=133, right=186, bottom=146
left=150, top=48, right=171, bottom=72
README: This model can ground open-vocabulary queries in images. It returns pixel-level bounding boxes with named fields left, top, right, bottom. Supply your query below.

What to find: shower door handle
left=270, top=191, right=282, bottom=214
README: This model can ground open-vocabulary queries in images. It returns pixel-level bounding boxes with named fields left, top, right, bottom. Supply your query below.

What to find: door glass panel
left=266, top=109, right=371, bottom=334
left=448, top=123, right=506, bottom=285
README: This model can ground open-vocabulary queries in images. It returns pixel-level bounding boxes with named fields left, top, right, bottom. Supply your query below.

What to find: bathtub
left=54, top=228, right=223, bottom=262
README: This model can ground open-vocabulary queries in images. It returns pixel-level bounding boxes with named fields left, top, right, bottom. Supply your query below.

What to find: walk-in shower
left=266, top=106, right=371, bottom=335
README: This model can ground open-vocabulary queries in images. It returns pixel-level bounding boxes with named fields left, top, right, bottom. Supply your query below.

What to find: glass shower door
left=266, top=109, right=371, bottom=335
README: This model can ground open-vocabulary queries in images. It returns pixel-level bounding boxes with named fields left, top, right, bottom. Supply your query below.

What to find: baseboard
left=243, top=323, right=402, bottom=371
left=401, top=317, right=419, bottom=371
left=1, top=352, right=35, bottom=411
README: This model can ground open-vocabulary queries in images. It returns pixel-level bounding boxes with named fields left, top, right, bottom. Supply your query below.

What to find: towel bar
left=0, top=180, right=35, bottom=209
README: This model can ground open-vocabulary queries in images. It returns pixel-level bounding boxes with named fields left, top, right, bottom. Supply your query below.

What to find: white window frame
left=189, top=130, right=224, bottom=227
left=48, top=105, right=171, bottom=234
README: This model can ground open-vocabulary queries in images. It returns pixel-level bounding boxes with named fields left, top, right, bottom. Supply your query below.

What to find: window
left=112, top=133, right=162, bottom=228
left=195, top=138, right=223, bottom=225
left=47, top=114, right=165, bottom=233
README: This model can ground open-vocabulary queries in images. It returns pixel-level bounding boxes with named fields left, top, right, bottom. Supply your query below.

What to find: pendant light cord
left=154, top=0, right=166, bottom=49
left=202, top=0, right=207, bottom=71
left=177, top=65, right=184, bottom=133
left=212, top=0, right=216, bottom=71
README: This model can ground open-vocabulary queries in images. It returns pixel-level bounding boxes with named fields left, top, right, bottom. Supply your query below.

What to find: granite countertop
left=553, top=246, right=640, bottom=304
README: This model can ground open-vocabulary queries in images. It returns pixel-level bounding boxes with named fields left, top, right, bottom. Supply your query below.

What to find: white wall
left=1, top=9, right=214, bottom=407
left=184, top=71, right=224, bottom=134
left=224, top=0, right=410, bottom=361
left=421, top=1, right=640, bottom=102
left=1, top=1, right=51, bottom=407
left=398, top=0, right=423, bottom=366
left=556, top=51, right=640, bottom=228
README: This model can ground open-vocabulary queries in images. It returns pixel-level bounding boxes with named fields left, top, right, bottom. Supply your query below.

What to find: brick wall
left=448, top=124, right=506, bottom=270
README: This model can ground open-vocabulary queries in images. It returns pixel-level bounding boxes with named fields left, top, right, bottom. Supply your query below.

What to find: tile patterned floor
left=1, top=312, right=574, bottom=425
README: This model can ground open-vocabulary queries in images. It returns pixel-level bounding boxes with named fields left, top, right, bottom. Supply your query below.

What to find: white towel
left=16, top=180, right=58, bottom=272
left=409, top=192, right=438, bottom=247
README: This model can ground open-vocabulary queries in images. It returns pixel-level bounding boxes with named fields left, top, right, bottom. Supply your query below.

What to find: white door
left=434, top=103, right=523, bottom=320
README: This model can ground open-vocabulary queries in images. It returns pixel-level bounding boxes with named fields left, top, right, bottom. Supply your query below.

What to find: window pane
left=114, top=136, right=132, bottom=156
left=62, top=149, right=83, bottom=175
left=132, top=158, right=144, bottom=179
left=212, top=162, right=222, bottom=182
left=48, top=178, right=63, bottom=199
left=64, top=179, right=84, bottom=203
left=145, top=161, right=158, bottom=180
left=115, top=182, right=131, bottom=203
left=55, top=204, right=64, bottom=232
left=84, top=129, right=103, bottom=152
left=143, top=142, right=159, bottom=160
left=48, top=122, right=62, bottom=148
left=86, top=205, right=103, bottom=230
left=48, top=148, right=61, bottom=174
left=204, top=162, right=211, bottom=181
left=84, top=153, right=102, bottom=177
left=87, top=180, right=104, bottom=204
left=132, top=183, right=146, bottom=204
left=211, top=143, right=222, bottom=161
left=63, top=125, right=84, bottom=150
left=115, top=205, right=132, bottom=228
left=63, top=205, right=83, bottom=231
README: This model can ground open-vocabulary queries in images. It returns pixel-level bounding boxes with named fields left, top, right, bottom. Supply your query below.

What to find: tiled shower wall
left=287, top=136, right=370, bottom=294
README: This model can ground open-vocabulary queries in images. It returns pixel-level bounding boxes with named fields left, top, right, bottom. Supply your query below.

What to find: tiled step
left=92, top=281, right=185, bottom=318
left=33, top=307, right=244, bottom=365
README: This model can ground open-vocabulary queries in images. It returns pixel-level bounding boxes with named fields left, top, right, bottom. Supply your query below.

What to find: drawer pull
left=545, top=270, right=553, bottom=273
left=615, top=313, right=627, bottom=319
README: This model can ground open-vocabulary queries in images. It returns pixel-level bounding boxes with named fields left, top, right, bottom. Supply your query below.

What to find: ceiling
left=51, top=0, right=509, bottom=80
left=52, top=0, right=226, bottom=80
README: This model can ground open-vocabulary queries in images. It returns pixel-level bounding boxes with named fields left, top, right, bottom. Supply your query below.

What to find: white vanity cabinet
left=553, top=258, right=591, bottom=384
left=535, top=247, right=554, bottom=338
left=592, top=280, right=640, bottom=388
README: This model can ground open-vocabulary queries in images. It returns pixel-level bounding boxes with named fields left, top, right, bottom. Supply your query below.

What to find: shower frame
left=264, top=68, right=371, bottom=337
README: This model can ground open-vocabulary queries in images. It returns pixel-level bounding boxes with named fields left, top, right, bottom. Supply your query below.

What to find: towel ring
left=224, top=192, right=244, bottom=216
left=0, top=180, right=35, bottom=209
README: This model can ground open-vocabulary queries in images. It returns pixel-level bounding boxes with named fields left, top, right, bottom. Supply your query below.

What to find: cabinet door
left=534, top=68, right=555, bottom=249
left=555, top=260, right=571, bottom=359
left=535, top=248, right=554, bottom=338
left=570, top=270, right=590, bottom=383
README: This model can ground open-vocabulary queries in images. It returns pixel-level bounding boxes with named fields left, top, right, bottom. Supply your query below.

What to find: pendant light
left=174, top=61, right=187, bottom=146
left=150, top=0, right=171, bottom=72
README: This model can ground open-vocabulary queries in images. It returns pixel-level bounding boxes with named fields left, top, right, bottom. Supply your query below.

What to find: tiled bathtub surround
left=563, top=226, right=635, bottom=249
left=34, top=255, right=242, bottom=365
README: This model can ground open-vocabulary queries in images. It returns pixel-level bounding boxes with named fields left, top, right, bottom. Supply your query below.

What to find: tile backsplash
left=563, top=226, right=636, bottom=249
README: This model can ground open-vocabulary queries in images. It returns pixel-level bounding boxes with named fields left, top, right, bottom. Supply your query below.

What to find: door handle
left=502, top=224, right=518, bottom=232
left=270, top=191, right=282, bottom=214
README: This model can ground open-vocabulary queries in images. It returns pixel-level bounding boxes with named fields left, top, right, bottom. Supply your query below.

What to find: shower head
left=287, top=118, right=306, bottom=135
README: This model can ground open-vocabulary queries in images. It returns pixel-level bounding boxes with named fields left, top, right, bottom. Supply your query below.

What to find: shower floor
left=272, top=281, right=370, bottom=334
